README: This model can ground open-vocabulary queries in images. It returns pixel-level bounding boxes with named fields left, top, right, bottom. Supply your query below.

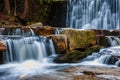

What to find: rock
left=83, top=71, right=95, bottom=75
left=110, top=30, right=120, bottom=36
left=30, top=22, right=43, bottom=28
left=0, top=41, right=6, bottom=52
left=50, top=34, right=68, bottom=53
left=96, top=35, right=110, bottom=47
left=92, top=29, right=111, bottom=36
left=74, top=75, right=98, bottom=80
left=64, top=66, right=120, bottom=80
left=0, top=41, right=6, bottom=64
left=54, top=46, right=101, bottom=63
left=61, top=29, right=96, bottom=50
left=92, top=29, right=120, bottom=36
left=32, top=26, right=56, bottom=36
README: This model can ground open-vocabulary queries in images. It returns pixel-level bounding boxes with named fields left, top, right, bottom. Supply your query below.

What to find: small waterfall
left=4, top=36, right=56, bottom=63
left=115, top=60, right=120, bottom=67
left=81, top=46, right=120, bottom=66
left=67, top=0, right=120, bottom=29
left=30, top=28, right=35, bottom=36
left=106, top=36, right=120, bottom=46
left=14, top=28, right=35, bottom=36
left=95, top=55, right=115, bottom=64
left=49, top=39, right=56, bottom=56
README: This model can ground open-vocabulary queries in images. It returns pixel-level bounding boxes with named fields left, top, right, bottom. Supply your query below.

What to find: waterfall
left=81, top=46, right=120, bottom=66
left=106, top=36, right=120, bottom=46
left=67, top=0, right=120, bottom=29
left=4, top=36, right=56, bottom=63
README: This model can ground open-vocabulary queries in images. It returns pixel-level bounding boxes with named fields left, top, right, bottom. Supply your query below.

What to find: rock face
left=32, top=25, right=56, bottom=36
left=0, top=41, right=6, bottom=52
left=61, top=29, right=96, bottom=50
left=96, top=35, right=110, bottom=47
left=0, top=41, right=6, bottom=64
left=50, top=35, right=68, bottom=53
left=92, top=29, right=120, bottom=36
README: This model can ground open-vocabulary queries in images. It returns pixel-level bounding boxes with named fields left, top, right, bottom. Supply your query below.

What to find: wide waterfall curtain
left=66, top=0, right=120, bottom=30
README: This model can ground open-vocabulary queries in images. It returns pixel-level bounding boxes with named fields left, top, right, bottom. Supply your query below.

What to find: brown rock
left=29, top=22, right=43, bottom=28
left=96, top=35, right=110, bottom=47
left=50, top=34, right=68, bottom=53
left=0, top=41, right=6, bottom=52
left=92, top=29, right=111, bottom=36
left=32, top=26, right=56, bottom=36
left=110, top=30, right=120, bottom=36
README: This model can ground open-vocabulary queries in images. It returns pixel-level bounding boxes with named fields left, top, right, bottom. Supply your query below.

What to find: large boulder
left=50, top=34, right=68, bottom=53
left=61, top=29, right=96, bottom=50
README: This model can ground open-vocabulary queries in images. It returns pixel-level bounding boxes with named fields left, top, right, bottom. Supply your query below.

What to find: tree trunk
left=14, top=0, right=17, bottom=16
left=4, top=0, right=10, bottom=15
left=21, top=0, right=29, bottom=19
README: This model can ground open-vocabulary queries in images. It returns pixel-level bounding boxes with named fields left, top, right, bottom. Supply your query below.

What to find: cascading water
left=66, top=0, right=120, bottom=29
left=106, top=36, right=120, bottom=46
left=0, top=36, right=72, bottom=80
left=81, top=46, right=120, bottom=67
left=4, top=36, right=55, bottom=63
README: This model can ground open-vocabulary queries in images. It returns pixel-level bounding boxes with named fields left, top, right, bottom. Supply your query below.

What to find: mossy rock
left=61, top=29, right=96, bottom=50
left=54, top=46, right=101, bottom=63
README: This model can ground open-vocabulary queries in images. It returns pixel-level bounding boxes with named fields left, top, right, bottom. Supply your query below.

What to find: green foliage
left=39, top=0, right=64, bottom=4
left=39, top=0, right=51, bottom=4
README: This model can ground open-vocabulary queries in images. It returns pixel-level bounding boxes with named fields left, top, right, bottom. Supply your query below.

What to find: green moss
left=61, top=29, right=96, bottom=50
left=63, top=46, right=101, bottom=63
left=39, top=0, right=66, bottom=4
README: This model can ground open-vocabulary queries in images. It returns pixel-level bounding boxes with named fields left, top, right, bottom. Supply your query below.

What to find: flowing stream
left=0, top=35, right=120, bottom=80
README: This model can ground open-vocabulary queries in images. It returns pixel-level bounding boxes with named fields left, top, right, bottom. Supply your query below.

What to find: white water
left=106, top=36, right=120, bottom=46
left=67, top=0, right=120, bottom=29
left=0, top=59, right=74, bottom=80
left=0, top=36, right=63, bottom=79
left=80, top=46, right=120, bottom=67
left=4, top=36, right=55, bottom=63
left=3, top=45, right=119, bottom=80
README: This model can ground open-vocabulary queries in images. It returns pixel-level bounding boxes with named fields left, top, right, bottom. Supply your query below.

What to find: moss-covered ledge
left=54, top=45, right=101, bottom=63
